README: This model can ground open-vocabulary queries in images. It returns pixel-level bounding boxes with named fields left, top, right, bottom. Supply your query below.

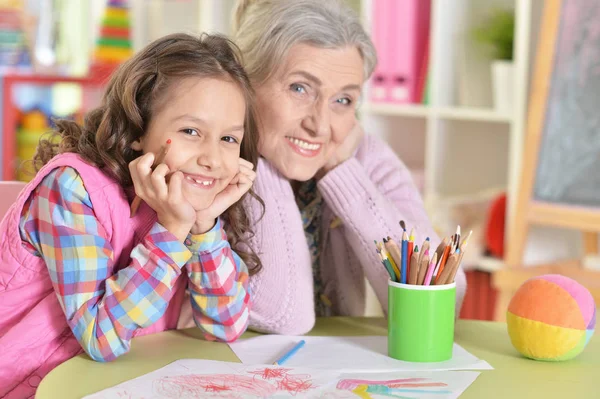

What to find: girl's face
left=132, top=77, right=246, bottom=211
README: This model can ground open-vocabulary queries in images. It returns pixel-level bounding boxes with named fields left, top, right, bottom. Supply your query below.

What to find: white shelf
left=362, top=103, right=512, bottom=123
left=361, top=103, right=430, bottom=118
left=435, top=187, right=506, bottom=207
left=477, top=256, right=505, bottom=272
left=437, top=107, right=512, bottom=123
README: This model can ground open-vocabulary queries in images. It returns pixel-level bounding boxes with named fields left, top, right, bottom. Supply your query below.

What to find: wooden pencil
left=423, top=252, right=438, bottom=286
left=417, top=249, right=429, bottom=285
left=384, top=237, right=402, bottom=282
left=130, top=139, right=171, bottom=217
left=436, top=253, right=458, bottom=285
left=435, top=243, right=452, bottom=284
left=434, top=237, right=449, bottom=262
left=418, top=237, right=430, bottom=266
left=449, top=230, right=473, bottom=283
left=407, top=228, right=415, bottom=278
left=409, top=245, right=419, bottom=284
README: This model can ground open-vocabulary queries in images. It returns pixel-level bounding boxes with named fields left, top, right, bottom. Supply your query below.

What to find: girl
left=0, top=33, right=261, bottom=398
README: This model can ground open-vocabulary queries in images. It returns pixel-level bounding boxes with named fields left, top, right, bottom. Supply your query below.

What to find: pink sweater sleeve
left=245, top=159, right=316, bottom=335
left=317, top=135, right=467, bottom=315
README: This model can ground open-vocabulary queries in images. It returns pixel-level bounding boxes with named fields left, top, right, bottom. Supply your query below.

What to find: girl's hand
left=129, top=153, right=196, bottom=241
left=191, top=158, right=256, bottom=234
left=317, top=121, right=364, bottom=179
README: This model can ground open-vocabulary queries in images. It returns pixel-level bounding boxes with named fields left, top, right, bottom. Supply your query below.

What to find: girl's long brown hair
left=34, top=33, right=264, bottom=274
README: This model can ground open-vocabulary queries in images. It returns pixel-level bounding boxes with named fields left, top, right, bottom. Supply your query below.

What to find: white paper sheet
left=84, top=359, right=481, bottom=399
left=228, top=335, right=493, bottom=373
left=83, top=359, right=340, bottom=399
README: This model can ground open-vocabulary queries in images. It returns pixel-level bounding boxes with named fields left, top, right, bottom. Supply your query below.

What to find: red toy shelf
left=1, top=64, right=116, bottom=180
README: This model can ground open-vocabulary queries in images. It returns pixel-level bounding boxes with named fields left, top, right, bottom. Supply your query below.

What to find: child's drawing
left=84, top=360, right=480, bottom=399
left=84, top=360, right=339, bottom=399
left=317, top=372, right=480, bottom=399
left=336, top=378, right=450, bottom=398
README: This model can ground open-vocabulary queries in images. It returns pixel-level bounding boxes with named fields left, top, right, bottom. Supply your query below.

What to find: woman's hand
left=317, top=121, right=364, bottom=179
left=192, top=158, right=257, bottom=234
left=129, top=153, right=196, bottom=241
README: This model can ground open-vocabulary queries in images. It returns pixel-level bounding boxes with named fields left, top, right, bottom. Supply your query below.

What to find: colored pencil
left=435, top=242, right=452, bottom=284
left=407, top=228, right=415, bottom=278
left=384, top=237, right=402, bottom=282
left=273, top=340, right=306, bottom=365
left=423, top=252, right=438, bottom=286
left=417, top=249, right=429, bottom=285
left=401, top=230, right=408, bottom=284
left=408, top=245, right=419, bottom=284
left=437, top=252, right=459, bottom=285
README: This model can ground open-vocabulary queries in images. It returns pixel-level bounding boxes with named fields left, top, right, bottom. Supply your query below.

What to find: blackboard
left=533, top=0, right=600, bottom=207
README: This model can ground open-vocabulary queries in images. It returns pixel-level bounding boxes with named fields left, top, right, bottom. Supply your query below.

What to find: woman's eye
left=181, top=128, right=199, bottom=136
left=336, top=97, right=352, bottom=106
left=222, top=136, right=239, bottom=144
left=290, top=83, right=307, bottom=94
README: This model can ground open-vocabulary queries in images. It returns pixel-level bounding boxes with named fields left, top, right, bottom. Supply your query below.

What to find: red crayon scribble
left=248, top=367, right=292, bottom=380
left=277, top=375, right=316, bottom=395
left=153, top=374, right=276, bottom=398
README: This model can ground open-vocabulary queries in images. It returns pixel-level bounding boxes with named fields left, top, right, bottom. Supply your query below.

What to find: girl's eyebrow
left=171, top=114, right=244, bottom=133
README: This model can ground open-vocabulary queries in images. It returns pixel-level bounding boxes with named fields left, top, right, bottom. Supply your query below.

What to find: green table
left=36, top=318, right=597, bottom=398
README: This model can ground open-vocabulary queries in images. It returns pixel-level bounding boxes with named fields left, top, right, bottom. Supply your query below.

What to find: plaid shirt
left=18, top=166, right=250, bottom=361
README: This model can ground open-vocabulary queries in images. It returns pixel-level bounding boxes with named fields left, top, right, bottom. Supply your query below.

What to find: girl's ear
left=130, top=139, right=143, bottom=151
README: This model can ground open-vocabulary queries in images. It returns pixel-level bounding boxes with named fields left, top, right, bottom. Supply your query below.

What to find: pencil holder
left=387, top=280, right=456, bottom=362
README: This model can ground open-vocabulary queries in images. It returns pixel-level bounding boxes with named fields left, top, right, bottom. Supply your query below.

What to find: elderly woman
left=233, top=0, right=466, bottom=334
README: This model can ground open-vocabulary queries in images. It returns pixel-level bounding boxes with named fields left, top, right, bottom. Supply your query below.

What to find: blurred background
left=0, top=0, right=597, bottom=321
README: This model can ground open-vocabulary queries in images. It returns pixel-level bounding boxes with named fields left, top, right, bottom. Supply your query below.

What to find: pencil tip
left=426, top=237, right=430, bottom=241
left=415, top=245, right=419, bottom=252
left=383, top=237, right=388, bottom=243
left=166, top=139, right=172, bottom=144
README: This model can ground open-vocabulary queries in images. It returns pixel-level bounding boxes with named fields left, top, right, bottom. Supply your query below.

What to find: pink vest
left=0, top=153, right=187, bottom=398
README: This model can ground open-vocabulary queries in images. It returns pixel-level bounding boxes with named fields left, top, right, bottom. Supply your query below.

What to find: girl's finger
left=228, top=172, right=241, bottom=186
left=130, top=153, right=155, bottom=196
left=238, top=158, right=255, bottom=170
left=167, top=171, right=185, bottom=206
left=239, top=165, right=256, bottom=182
left=150, top=163, right=170, bottom=200
left=236, top=172, right=253, bottom=194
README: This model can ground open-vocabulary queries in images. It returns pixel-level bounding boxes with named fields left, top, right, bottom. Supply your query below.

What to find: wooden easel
left=493, top=0, right=600, bottom=321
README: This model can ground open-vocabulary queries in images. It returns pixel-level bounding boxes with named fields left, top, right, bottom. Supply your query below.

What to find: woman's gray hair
left=232, top=0, right=377, bottom=84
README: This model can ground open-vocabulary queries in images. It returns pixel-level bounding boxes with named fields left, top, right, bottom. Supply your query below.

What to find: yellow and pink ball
left=507, top=274, right=595, bottom=361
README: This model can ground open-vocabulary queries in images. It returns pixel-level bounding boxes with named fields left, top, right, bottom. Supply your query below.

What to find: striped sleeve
left=19, top=166, right=191, bottom=361
left=183, top=218, right=251, bottom=342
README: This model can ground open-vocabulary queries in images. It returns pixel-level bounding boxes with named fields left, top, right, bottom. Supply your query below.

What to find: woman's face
left=254, top=44, right=364, bottom=181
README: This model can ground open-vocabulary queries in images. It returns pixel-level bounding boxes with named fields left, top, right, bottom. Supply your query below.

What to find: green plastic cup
left=388, top=280, right=456, bottom=362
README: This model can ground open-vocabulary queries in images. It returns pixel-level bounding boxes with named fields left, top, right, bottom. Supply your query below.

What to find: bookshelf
left=357, top=0, right=537, bottom=274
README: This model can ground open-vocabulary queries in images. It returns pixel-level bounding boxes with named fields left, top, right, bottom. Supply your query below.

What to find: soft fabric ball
left=507, top=274, right=595, bottom=361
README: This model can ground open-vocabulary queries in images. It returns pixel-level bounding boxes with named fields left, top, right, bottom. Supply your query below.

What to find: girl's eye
left=290, top=83, right=307, bottom=94
left=181, top=128, right=199, bottom=136
left=222, top=136, right=239, bottom=144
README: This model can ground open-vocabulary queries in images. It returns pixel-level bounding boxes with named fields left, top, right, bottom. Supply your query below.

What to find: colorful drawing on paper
left=84, top=360, right=480, bottom=399
left=336, top=378, right=450, bottom=398
left=153, top=368, right=317, bottom=398
left=83, top=360, right=339, bottom=399
left=315, top=371, right=481, bottom=399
